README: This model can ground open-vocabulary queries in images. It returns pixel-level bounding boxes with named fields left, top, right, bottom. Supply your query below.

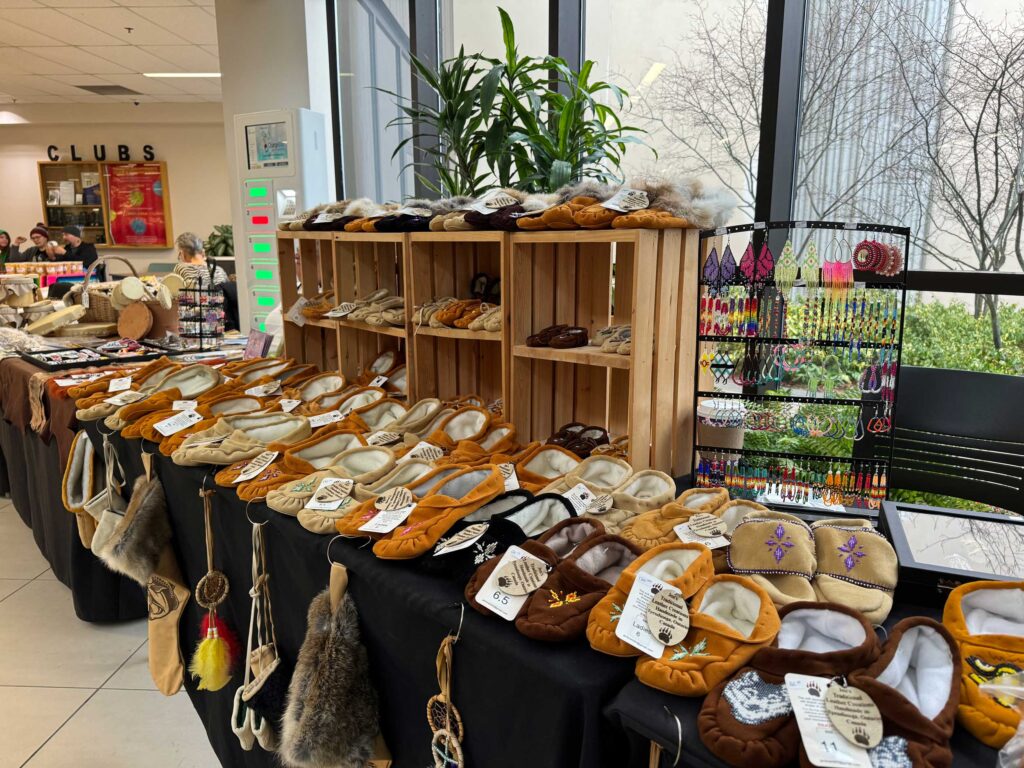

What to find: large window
left=441, top=1, right=548, bottom=61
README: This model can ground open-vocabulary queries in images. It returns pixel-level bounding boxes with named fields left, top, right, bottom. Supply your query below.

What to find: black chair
left=889, top=366, right=1024, bottom=511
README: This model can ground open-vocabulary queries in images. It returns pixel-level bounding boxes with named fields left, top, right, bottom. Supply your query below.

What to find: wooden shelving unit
left=407, top=231, right=508, bottom=408
left=277, top=227, right=698, bottom=474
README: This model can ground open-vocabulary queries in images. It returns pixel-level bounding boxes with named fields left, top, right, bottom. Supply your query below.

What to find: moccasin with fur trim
left=355, top=351, right=397, bottom=386
left=333, top=465, right=465, bottom=535
left=846, top=618, right=960, bottom=768
left=635, top=575, right=779, bottom=697
left=172, top=413, right=311, bottom=466
left=587, top=542, right=714, bottom=656
left=234, top=359, right=296, bottom=385
left=371, top=465, right=505, bottom=560
left=582, top=469, right=675, bottom=535
left=229, top=429, right=367, bottom=499
left=516, top=533, right=643, bottom=642
left=435, top=423, right=519, bottom=467
left=423, top=492, right=576, bottom=581
left=811, top=518, right=897, bottom=624
left=698, top=601, right=880, bottom=768
left=943, top=580, right=1024, bottom=748
left=62, top=430, right=97, bottom=514
left=541, top=454, right=633, bottom=495
left=284, top=372, right=347, bottom=403
left=513, top=444, right=581, bottom=492
left=465, top=516, right=606, bottom=617
left=726, top=510, right=817, bottom=607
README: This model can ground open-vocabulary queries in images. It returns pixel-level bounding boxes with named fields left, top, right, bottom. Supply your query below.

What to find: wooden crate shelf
left=512, top=344, right=631, bottom=370
left=336, top=317, right=408, bottom=338
left=278, top=232, right=338, bottom=373
left=417, top=326, right=502, bottom=342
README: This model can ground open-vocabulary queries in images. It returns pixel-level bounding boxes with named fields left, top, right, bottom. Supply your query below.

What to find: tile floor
left=0, top=498, right=219, bottom=768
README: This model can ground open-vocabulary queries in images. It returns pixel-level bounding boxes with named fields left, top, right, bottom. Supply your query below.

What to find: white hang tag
left=55, top=372, right=106, bottom=386
left=308, top=410, right=343, bottom=428
left=304, top=477, right=355, bottom=511
left=366, top=430, right=401, bottom=446
left=585, top=493, right=614, bottom=516
left=825, top=681, right=883, bottom=749
left=245, top=381, right=280, bottom=397
left=358, top=502, right=416, bottom=534
left=614, top=571, right=681, bottom=657
left=279, top=398, right=301, bottom=413
left=785, top=674, right=871, bottom=768
left=312, top=211, right=343, bottom=225
left=562, top=482, right=596, bottom=514
left=510, top=202, right=556, bottom=218
left=474, top=545, right=549, bottom=620
left=498, top=463, right=519, bottom=491
left=285, top=297, right=310, bottom=327
left=601, top=188, right=649, bottom=212
left=105, top=389, right=146, bottom=406
left=468, top=189, right=519, bottom=214
left=172, top=399, right=198, bottom=411
left=369, top=375, right=389, bottom=388
left=234, top=450, right=279, bottom=483
left=688, top=512, right=726, bottom=537
left=107, top=376, right=132, bottom=392
left=399, top=441, right=444, bottom=463
left=433, top=523, right=491, bottom=556
left=674, top=522, right=729, bottom=549
left=753, top=221, right=766, bottom=230
left=153, top=409, right=203, bottom=437
left=326, top=302, right=358, bottom=319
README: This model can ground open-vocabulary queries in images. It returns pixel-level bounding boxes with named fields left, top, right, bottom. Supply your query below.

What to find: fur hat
left=94, top=476, right=171, bottom=587
left=280, top=589, right=378, bottom=768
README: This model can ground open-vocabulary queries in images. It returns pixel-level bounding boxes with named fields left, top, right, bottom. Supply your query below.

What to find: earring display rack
left=691, top=220, right=909, bottom=511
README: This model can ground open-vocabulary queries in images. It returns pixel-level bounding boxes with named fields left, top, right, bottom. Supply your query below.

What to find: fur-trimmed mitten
left=279, top=587, right=379, bottom=768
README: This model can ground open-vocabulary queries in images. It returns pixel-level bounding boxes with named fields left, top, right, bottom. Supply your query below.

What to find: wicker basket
left=74, top=256, right=138, bottom=323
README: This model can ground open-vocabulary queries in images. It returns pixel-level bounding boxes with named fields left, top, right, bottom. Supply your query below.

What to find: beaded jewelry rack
left=691, top=220, right=909, bottom=511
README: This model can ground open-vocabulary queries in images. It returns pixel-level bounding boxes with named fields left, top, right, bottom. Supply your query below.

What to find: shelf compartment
left=416, top=326, right=501, bottom=342
left=336, top=317, right=408, bottom=338
left=512, top=343, right=631, bottom=370
left=278, top=235, right=339, bottom=373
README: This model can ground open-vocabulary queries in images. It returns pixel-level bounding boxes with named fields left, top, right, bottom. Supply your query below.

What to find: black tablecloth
left=3, top=418, right=145, bottom=622
left=93, top=430, right=640, bottom=768
left=605, top=602, right=1001, bottom=767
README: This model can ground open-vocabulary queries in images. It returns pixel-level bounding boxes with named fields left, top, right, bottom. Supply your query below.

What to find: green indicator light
left=254, top=269, right=274, bottom=280
left=256, top=296, right=275, bottom=307
left=259, top=322, right=266, bottom=332
left=252, top=242, right=271, bottom=253
left=249, top=186, right=267, bottom=197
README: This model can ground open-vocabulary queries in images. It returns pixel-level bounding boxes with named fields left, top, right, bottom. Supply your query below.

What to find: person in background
left=174, top=231, right=238, bottom=331
left=15, top=224, right=57, bottom=263
left=51, top=225, right=99, bottom=271
left=0, top=230, right=22, bottom=272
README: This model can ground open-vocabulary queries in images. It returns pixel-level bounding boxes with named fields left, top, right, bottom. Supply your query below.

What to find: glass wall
left=440, top=0, right=548, bottom=61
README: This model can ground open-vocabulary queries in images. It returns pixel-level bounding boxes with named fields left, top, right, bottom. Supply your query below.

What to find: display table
left=0, top=358, right=146, bottom=622
left=605, top=602, right=1000, bottom=767
left=91, top=429, right=639, bottom=768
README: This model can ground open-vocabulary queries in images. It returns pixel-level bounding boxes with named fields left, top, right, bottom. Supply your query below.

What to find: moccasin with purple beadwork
left=725, top=511, right=816, bottom=608
left=810, top=518, right=897, bottom=624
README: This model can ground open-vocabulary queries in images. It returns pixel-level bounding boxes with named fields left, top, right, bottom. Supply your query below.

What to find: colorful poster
left=103, top=162, right=169, bottom=247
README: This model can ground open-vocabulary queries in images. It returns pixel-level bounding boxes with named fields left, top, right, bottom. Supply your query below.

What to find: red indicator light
left=252, top=215, right=269, bottom=225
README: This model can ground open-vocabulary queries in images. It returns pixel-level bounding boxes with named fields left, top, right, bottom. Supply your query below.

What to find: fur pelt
left=521, top=192, right=560, bottom=212
left=280, top=590, right=378, bottom=768
left=428, top=195, right=474, bottom=214
left=340, top=198, right=380, bottom=218
left=62, top=430, right=96, bottom=513
left=554, top=180, right=616, bottom=203
left=623, top=176, right=736, bottom=228
left=96, top=476, right=171, bottom=587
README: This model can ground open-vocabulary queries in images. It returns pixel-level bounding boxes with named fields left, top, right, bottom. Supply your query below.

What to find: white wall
left=0, top=102, right=230, bottom=271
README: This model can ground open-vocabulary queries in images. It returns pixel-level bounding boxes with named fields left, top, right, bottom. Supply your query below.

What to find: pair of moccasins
left=546, top=422, right=611, bottom=458
left=699, top=603, right=961, bottom=768
left=586, top=542, right=780, bottom=697
left=526, top=324, right=588, bottom=349
left=172, top=412, right=312, bottom=467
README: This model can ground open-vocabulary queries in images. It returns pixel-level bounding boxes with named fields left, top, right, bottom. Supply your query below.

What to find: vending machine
left=232, top=108, right=330, bottom=332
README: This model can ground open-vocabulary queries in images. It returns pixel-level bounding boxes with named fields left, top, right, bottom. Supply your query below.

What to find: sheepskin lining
left=777, top=609, right=866, bottom=653
left=360, top=402, right=406, bottom=430
left=434, top=469, right=490, bottom=499
left=523, top=448, right=579, bottom=478
left=962, top=587, right=1024, bottom=636
left=340, top=390, right=385, bottom=413
left=479, top=426, right=512, bottom=451
left=683, top=491, right=720, bottom=509
left=507, top=497, right=572, bottom=536
left=244, top=417, right=308, bottom=442
left=639, top=548, right=703, bottom=582
left=576, top=457, right=631, bottom=487
left=211, top=397, right=261, bottom=415
left=419, top=408, right=454, bottom=437
left=464, top=492, right=531, bottom=522
left=444, top=410, right=488, bottom=440
left=370, top=351, right=395, bottom=374
left=876, top=625, right=953, bottom=719
left=699, top=581, right=763, bottom=638
left=546, top=521, right=600, bottom=557
left=388, top=367, right=407, bottom=393
left=300, top=375, right=345, bottom=399
left=575, top=542, right=638, bottom=583
left=618, top=471, right=674, bottom=499
left=366, top=462, right=434, bottom=494
left=163, top=366, right=221, bottom=398
left=300, top=434, right=363, bottom=468
left=718, top=502, right=764, bottom=533
left=239, top=361, right=291, bottom=383
left=408, top=467, right=459, bottom=496
left=336, top=448, right=392, bottom=475
left=394, top=399, right=439, bottom=427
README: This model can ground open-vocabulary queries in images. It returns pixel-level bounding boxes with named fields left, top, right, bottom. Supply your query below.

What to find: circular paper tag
left=494, top=558, right=548, bottom=596
left=825, top=681, right=883, bottom=748
left=586, top=493, right=614, bottom=515
left=376, top=486, right=414, bottom=511
left=688, top=512, right=726, bottom=538
left=645, top=589, right=690, bottom=646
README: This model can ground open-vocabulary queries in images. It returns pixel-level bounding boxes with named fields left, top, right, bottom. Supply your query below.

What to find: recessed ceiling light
left=143, top=73, right=221, bottom=78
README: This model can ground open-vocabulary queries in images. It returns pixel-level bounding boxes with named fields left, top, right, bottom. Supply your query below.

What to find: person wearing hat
left=14, top=224, right=58, bottom=263
left=51, top=225, right=99, bottom=271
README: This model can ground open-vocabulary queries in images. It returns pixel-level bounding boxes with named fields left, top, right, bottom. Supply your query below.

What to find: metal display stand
left=691, top=220, right=909, bottom=510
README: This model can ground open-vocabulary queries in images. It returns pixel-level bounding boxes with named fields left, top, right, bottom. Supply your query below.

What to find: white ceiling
left=0, top=0, right=221, bottom=104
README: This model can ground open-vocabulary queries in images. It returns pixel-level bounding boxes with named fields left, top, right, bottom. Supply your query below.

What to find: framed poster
left=101, top=161, right=173, bottom=248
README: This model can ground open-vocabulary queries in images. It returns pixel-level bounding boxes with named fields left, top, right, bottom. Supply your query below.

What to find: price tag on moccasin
left=399, top=441, right=444, bottom=463
left=586, top=493, right=613, bottom=515
left=499, top=463, right=519, bottom=491
left=645, top=589, right=690, bottom=646
left=326, top=302, right=358, bottom=319
left=107, top=376, right=132, bottom=392
left=785, top=674, right=871, bottom=768
left=368, top=375, right=389, bottom=388
left=305, top=477, right=355, bottom=511
left=309, top=410, right=343, bottom=428
left=172, top=400, right=198, bottom=411
left=615, top=571, right=682, bottom=657
left=469, top=189, right=518, bottom=213
left=825, top=681, right=883, bottom=749
left=601, top=188, right=650, bottom=212
left=376, top=486, right=413, bottom=512
left=367, top=431, right=401, bottom=446
left=674, top=521, right=729, bottom=550
left=105, top=390, right=146, bottom=406
left=688, top=513, right=726, bottom=537
left=234, top=451, right=279, bottom=483
left=279, top=398, right=301, bottom=413
left=474, top=546, right=549, bottom=620
left=433, top=523, right=491, bottom=556
left=245, top=381, right=280, bottom=397
left=358, top=501, right=416, bottom=534
left=493, top=557, right=549, bottom=596
left=153, top=409, right=203, bottom=437
left=562, top=483, right=595, bottom=514
left=286, top=298, right=310, bottom=327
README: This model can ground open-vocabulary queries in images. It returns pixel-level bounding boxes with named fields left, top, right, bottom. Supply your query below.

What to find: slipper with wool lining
left=171, top=413, right=311, bottom=467
left=584, top=469, right=676, bottom=534
left=333, top=465, right=465, bottom=536
left=230, top=429, right=366, bottom=499
left=513, top=444, right=581, bottom=492
left=619, top=487, right=733, bottom=551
